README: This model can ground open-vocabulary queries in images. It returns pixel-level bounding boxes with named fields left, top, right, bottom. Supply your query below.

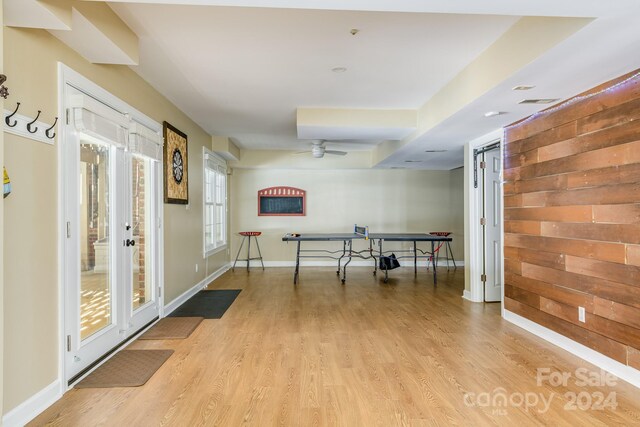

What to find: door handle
left=125, top=239, right=136, bottom=247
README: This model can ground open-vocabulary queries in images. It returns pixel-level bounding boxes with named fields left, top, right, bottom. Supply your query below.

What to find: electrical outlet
left=578, top=306, right=586, bottom=323
left=195, top=264, right=199, bottom=273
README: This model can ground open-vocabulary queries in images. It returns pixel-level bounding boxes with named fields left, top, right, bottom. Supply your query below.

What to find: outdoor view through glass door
left=131, top=155, right=152, bottom=311
left=79, top=142, right=113, bottom=340
left=62, top=71, right=162, bottom=383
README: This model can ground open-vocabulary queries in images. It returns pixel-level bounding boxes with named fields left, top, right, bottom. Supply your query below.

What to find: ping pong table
left=282, top=226, right=453, bottom=285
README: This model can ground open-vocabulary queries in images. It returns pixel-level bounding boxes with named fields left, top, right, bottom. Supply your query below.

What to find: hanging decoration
left=3, top=167, right=11, bottom=199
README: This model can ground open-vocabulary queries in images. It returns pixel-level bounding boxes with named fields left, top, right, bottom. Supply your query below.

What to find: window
left=203, top=149, right=227, bottom=256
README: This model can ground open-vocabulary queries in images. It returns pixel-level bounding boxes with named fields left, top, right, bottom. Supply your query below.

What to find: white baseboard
left=3, top=380, right=61, bottom=427
left=233, top=260, right=464, bottom=268
left=164, top=263, right=230, bottom=316
left=503, top=310, right=640, bottom=389
left=462, top=290, right=474, bottom=301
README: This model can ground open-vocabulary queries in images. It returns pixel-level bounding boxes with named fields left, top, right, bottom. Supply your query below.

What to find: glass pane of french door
left=79, top=141, right=113, bottom=340
left=131, top=156, right=152, bottom=310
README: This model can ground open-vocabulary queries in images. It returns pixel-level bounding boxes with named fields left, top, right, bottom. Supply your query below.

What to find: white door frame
left=57, top=63, right=164, bottom=391
left=463, top=128, right=504, bottom=306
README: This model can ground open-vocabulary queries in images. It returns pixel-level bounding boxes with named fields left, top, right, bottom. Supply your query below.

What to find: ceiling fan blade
left=293, top=150, right=312, bottom=155
left=324, top=150, right=347, bottom=156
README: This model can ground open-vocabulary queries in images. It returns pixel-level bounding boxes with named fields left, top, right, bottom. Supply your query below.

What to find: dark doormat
left=75, top=349, right=174, bottom=388
left=138, top=317, right=204, bottom=340
left=168, top=289, right=241, bottom=319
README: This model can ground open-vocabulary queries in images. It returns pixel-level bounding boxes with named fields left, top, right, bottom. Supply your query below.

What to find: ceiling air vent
left=519, top=98, right=560, bottom=105
left=424, top=149, right=448, bottom=153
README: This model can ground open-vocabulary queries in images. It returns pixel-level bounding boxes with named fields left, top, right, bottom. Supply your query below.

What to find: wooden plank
left=519, top=262, right=640, bottom=309
left=628, top=245, right=640, bottom=266
left=504, top=234, right=626, bottom=263
left=503, top=194, right=523, bottom=208
left=538, top=118, right=640, bottom=163
left=565, top=255, right=640, bottom=288
left=505, top=122, right=577, bottom=154
left=505, top=297, right=628, bottom=363
left=504, top=284, right=540, bottom=308
left=521, top=192, right=547, bottom=207
left=513, top=174, right=568, bottom=194
left=503, top=181, right=516, bottom=196
left=629, top=347, right=640, bottom=371
left=505, top=272, right=594, bottom=310
left=593, top=204, right=640, bottom=224
left=566, top=163, right=640, bottom=189
left=577, top=96, right=640, bottom=135
left=518, top=140, right=640, bottom=180
left=541, top=222, right=640, bottom=244
left=504, top=150, right=538, bottom=169
left=540, top=182, right=640, bottom=207
left=503, top=220, right=541, bottom=236
left=504, top=259, right=522, bottom=275
left=593, top=297, right=640, bottom=330
left=539, top=296, right=579, bottom=323
left=540, top=297, right=640, bottom=350
left=503, top=246, right=565, bottom=270
left=504, top=206, right=592, bottom=222
left=503, top=166, right=521, bottom=182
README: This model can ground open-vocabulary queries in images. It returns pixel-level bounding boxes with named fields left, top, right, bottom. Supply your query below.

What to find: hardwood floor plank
left=29, top=268, right=640, bottom=426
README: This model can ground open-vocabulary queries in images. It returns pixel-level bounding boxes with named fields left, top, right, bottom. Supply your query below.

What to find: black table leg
left=414, top=241, right=417, bottom=275
left=294, top=241, right=301, bottom=285
left=431, top=241, right=437, bottom=285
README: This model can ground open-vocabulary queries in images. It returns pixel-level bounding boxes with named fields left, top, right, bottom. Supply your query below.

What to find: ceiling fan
left=296, top=140, right=348, bottom=158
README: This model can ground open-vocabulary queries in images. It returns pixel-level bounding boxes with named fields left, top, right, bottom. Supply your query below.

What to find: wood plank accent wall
left=503, top=69, right=640, bottom=370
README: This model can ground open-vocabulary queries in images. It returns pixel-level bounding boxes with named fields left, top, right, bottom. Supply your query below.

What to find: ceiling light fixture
left=519, top=98, right=560, bottom=105
left=512, top=85, right=535, bottom=91
left=484, top=111, right=506, bottom=118
left=332, top=67, right=347, bottom=73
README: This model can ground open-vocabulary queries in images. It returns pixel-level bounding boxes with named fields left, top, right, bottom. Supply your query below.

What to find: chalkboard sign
left=258, top=186, right=306, bottom=216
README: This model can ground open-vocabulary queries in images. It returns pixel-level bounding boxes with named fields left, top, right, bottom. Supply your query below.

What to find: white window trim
left=203, top=148, right=228, bottom=257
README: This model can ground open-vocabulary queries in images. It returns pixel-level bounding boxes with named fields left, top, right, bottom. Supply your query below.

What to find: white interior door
left=62, top=82, right=161, bottom=383
left=482, top=147, right=502, bottom=302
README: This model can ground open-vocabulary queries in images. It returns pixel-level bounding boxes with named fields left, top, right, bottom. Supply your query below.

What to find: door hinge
left=66, top=109, right=70, bottom=125
left=67, top=335, right=71, bottom=352
left=480, top=217, right=487, bottom=226
left=481, top=274, right=487, bottom=282
left=480, top=161, right=486, bottom=169
left=66, top=222, right=71, bottom=238
left=158, top=286, right=162, bottom=298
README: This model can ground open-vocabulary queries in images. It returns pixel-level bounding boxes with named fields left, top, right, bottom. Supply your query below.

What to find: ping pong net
left=354, top=224, right=369, bottom=240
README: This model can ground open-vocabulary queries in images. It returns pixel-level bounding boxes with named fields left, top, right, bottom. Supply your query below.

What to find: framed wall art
left=163, top=121, right=189, bottom=204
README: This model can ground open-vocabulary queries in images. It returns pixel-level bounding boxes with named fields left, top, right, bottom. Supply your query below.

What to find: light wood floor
left=31, top=267, right=640, bottom=426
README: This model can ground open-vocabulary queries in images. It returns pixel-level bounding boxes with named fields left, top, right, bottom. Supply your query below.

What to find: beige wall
left=448, top=167, right=464, bottom=260
left=3, top=28, right=227, bottom=413
left=230, top=167, right=464, bottom=264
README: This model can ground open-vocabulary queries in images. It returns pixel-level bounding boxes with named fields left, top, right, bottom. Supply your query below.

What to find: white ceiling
left=87, top=1, right=640, bottom=168
left=111, top=5, right=517, bottom=150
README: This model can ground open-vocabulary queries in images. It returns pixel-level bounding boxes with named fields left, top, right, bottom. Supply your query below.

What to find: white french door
left=61, top=76, right=162, bottom=383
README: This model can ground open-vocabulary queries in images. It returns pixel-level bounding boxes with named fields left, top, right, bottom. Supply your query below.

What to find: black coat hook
left=5, top=102, right=20, bottom=127
left=27, top=110, right=41, bottom=134
left=46, top=117, right=58, bottom=139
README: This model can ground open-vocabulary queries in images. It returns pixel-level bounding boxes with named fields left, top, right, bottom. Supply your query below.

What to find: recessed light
left=519, top=98, right=560, bottom=105
left=484, top=111, right=506, bottom=118
left=332, top=67, right=347, bottom=73
left=424, top=149, right=447, bottom=153
left=513, top=85, right=535, bottom=91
